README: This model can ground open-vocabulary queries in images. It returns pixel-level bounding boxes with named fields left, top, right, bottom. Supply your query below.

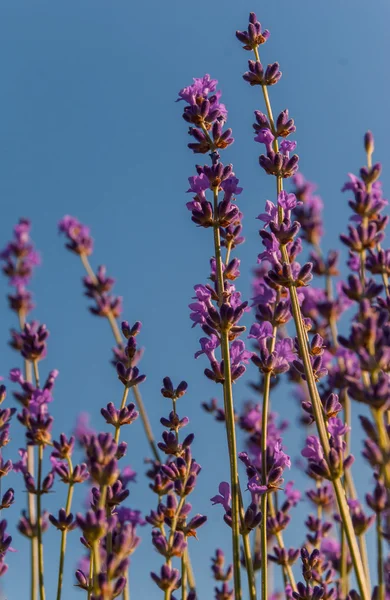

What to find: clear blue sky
left=0, top=1, right=389, bottom=598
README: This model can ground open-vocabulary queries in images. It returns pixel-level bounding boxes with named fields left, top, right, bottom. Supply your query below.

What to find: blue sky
left=0, top=1, right=389, bottom=597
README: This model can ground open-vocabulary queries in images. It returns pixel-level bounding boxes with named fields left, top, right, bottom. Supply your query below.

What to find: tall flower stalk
left=58, top=218, right=160, bottom=463
left=177, top=75, right=257, bottom=599
left=236, top=12, right=370, bottom=600
left=1, top=219, right=39, bottom=599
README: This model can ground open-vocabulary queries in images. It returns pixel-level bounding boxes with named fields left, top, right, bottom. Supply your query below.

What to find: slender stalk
left=56, top=457, right=74, bottom=600
left=372, top=408, right=390, bottom=487
left=220, top=330, right=243, bottom=599
left=33, top=360, right=41, bottom=389
left=186, top=551, right=196, bottom=593
left=181, top=554, right=187, bottom=600
left=211, top=185, right=242, bottom=600
left=376, top=512, right=384, bottom=600
left=289, top=260, right=369, bottom=600
left=80, top=253, right=161, bottom=463
left=114, top=387, right=130, bottom=444
left=18, top=311, right=38, bottom=600
left=225, top=240, right=233, bottom=266
left=123, top=578, right=130, bottom=600
left=252, top=48, right=370, bottom=600
left=28, top=444, right=38, bottom=600
left=132, top=385, right=160, bottom=462
left=260, top=374, right=271, bottom=600
left=79, top=187, right=194, bottom=600
left=37, top=445, right=46, bottom=600
left=98, top=485, right=107, bottom=510
left=87, top=552, right=93, bottom=600
left=92, top=541, right=101, bottom=595
left=164, top=462, right=192, bottom=600
left=358, top=532, right=371, bottom=592
left=339, top=524, right=348, bottom=599
left=243, top=533, right=257, bottom=600
left=268, top=495, right=296, bottom=591
left=57, top=457, right=74, bottom=600
left=366, top=146, right=390, bottom=297
left=238, top=488, right=257, bottom=600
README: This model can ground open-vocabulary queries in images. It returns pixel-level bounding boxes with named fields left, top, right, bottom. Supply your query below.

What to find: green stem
left=290, top=262, right=369, bottom=599
left=33, top=360, right=41, bottom=389
left=37, top=445, right=46, bottom=600
left=268, top=495, right=296, bottom=591
left=237, top=488, right=257, bottom=600
left=181, top=554, right=187, bottom=600
left=185, top=550, right=196, bottom=593
left=340, top=524, right=348, bottom=599
left=243, top=533, right=257, bottom=600
left=366, top=146, right=389, bottom=296
left=253, top=51, right=370, bottom=600
left=376, top=512, right=384, bottom=600
left=372, top=408, right=390, bottom=487
left=123, top=577, right=130, bottom=600
left=225, top=240, right=233, bottom=266
left=87, top=552, right=93, bottom=600
left=132, top=385, right=160, bottom=462
left=260, top=373, right=271, bottom=600
left=98, top=485, right=107, bottom=510
left=79, top=253, right=161, bottom=463
left=210, top=186, right=242, bottom=598
left=358, top=533, right=372, bottom=593
left=92, top=542, right=101, bottom=595
left=18, top=312, right=37, bottom=600
left=56, top=462, right=74, bottom=600
left=114, top=386, right=130, bottom=444
left=221, top=329, right=242, bottom=600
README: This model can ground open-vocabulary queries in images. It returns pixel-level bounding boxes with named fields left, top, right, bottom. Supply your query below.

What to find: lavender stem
left=376, top=511, right=384, bottom=600
left=92, top=541, right=101, bottom=595
left=123, top=579, right=130, bottom=600
left=18, top=311, right=38, bottom=600
left=79, top=253, right=161, bottom=463
left=243, top=533, right=257, bottom=599
left=181, top=554, right=187, bottom=600
left=114, top=387, right=130, bottom=444
left=37, top=445, right=46, bottom=600
left=87, top=552, right=93, bottom=600
left=372, top=408, right=390, bottom=487
left=211, top=161, right=242, bottom=600
left=268, top=495, right=297, bottom=590
left=260, top=373, right=271, bottom=600
left=253, top=45, right=370, bottom=600
left=55, top=457, right=74, bottom=600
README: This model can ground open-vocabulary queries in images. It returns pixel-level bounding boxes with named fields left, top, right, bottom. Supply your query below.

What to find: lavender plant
left=0, top=10, right=388, bottom=600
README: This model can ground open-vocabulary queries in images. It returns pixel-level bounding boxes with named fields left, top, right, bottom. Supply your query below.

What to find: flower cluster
left=0, top=218, right=39, bottom=317
left=147, top=379, right=206, bottom=598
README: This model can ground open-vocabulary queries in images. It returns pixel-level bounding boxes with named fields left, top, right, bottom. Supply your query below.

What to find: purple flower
left=58, top=215, right=93, bottom=255
left=248, top=321, right=273, bottom=343
left=257, top=200, right=279, bottom=227
left=236, top=13, right=270, bottom=51
left=211, top=482, right=231, bottom=512
left=301, top=436, right=324, bottom=462
left=187, top=173, right=211, bottom=198
left=230, top=340, right=252, bottom=367
left=247, top=475, right=268, bottom=497
left=177, top=74, right=218, bottom=105
left=194, top=335, right=220, bottom=361
left=327, top=417, right=350, bottom=438
left=273, top=441, right=291, bottom=470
